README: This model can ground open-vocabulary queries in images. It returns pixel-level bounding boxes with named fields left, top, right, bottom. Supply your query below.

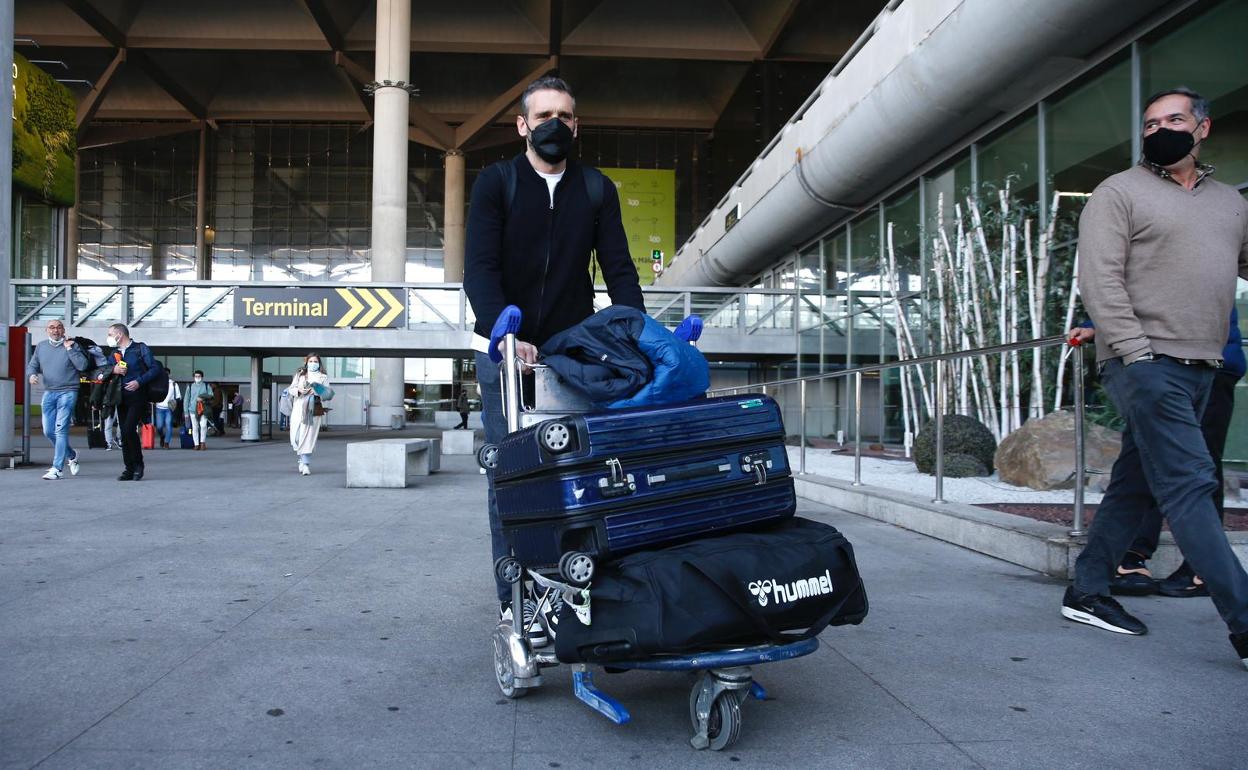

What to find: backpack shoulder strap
left=499, top=159, right=517, bottom=218
left=582, top=165, right=604, bottom=220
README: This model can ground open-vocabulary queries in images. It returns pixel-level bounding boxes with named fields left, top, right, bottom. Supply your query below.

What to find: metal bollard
left=799, top=379, right=807, bottom=475
left=1070, top=346, right=1087, bottom=537
left=933, top=362, right=945, bottom=504
left=852, top=371, right=863, bottom=486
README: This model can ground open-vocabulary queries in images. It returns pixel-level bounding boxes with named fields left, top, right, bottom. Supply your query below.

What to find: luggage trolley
left=480, top=306, right=820, bottom=751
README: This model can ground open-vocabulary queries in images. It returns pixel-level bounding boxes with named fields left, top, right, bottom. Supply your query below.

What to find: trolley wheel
left=688, top=689, right=743, bottom=752
left=539, top=421, right=573, bottom=453
left=558, top=551, right=595, bottom=586
left=477, top=443, right=499, bottom=470
left=494, top=556, right=523, bottom=585
left=492, top=628, right=530, bottom=699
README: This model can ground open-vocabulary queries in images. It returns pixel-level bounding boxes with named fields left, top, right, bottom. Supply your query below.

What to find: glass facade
left=74, top=126, right=710, bottom=283
left=763, top=0, right=1248, bottom=443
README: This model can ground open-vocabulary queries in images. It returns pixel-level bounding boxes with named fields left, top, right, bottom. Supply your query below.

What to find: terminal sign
left=234, top=287, right=407, bottom=328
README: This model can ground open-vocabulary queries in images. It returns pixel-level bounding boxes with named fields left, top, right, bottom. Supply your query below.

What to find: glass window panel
left=1144, top=0, right=1248, bottom=189
left=979, top=115, right=1039, bottom=208
left=1047, top=56, right=1132, bottom=203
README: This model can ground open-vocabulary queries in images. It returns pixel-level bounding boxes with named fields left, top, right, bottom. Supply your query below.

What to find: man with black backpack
left=105, top=323, right=166, bottom=481
left=464, top=76, right=645, bottom=639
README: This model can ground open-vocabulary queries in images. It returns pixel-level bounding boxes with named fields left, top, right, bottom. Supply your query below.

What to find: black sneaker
left=498, top=600, right=547, bottom=646
left=1061, top=586, right=1148, bottom=635
left=1109, top=553, right=1157, bottom=596
left=1231, top=631, right=1248, bottom=672
left=1158, top=562, right=1208, bottom=598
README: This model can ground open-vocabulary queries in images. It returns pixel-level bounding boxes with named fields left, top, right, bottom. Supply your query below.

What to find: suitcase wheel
left=494, top=556, right=523, bottom=584
left=688, top=687, right=744, bottom=751
left=558, top=551, right=595, bottom=586
left=477, top=443, right=498, bottom=470
left=539, top=421, right=574, bottom=453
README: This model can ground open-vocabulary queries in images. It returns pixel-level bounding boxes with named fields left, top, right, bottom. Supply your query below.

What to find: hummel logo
left=748, top=570, right=834, bottom=608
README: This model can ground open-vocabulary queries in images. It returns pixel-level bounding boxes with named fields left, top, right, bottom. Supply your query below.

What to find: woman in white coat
left=289, top=352, right=330, bottom=475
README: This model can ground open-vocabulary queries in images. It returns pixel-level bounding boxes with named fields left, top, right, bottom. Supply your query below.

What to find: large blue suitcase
left=493, top=394, right=795, bottom=569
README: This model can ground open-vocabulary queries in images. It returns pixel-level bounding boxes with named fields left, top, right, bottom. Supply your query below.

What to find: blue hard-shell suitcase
left=493, top=394, right=795, bottom=568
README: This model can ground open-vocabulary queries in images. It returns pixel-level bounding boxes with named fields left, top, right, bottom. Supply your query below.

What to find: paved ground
left=2, top=427, right=1247, bottom=769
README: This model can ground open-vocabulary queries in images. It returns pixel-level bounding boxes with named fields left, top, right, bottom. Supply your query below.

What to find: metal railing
left=710, top=334, right=1090, bottom=537
left=9, top=279, right=830, bottom=338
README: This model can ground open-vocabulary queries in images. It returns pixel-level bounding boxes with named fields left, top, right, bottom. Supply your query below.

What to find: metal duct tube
left=663, top=0, right=1171, bottom=287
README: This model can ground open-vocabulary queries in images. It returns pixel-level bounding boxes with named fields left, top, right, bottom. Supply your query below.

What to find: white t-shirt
left=534, top=169, right=564, bottom=207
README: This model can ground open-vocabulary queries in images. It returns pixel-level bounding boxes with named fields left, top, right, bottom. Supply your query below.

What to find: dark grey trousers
left=1073, top=357, right=1248, bottom=634
left=476, top=351, right=511, bottom=603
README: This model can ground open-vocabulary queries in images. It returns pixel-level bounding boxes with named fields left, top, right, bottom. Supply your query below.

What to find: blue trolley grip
left=489, top=305, right=525, bottom=434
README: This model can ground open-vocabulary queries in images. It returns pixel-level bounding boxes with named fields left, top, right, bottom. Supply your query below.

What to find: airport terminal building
left=2, top=0, right=1245, bottom=464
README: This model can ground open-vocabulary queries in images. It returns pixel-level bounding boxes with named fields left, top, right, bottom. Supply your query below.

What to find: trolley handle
left=489, top=305, right=527, bottom=433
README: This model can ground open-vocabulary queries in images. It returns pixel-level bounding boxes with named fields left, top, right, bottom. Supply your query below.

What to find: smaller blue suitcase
left=180, top=425, right=195, bottom=449
left=493, top=394, right=795, bottom=574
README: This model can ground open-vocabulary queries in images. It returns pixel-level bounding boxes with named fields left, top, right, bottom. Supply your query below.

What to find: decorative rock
left=994, top=410, right=1121, bottom=491
left=913, top=415, right=996, bottom=476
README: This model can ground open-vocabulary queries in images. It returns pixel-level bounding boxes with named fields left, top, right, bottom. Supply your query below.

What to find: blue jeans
left=476, top=351, right=510, bottom=602
left=1074, top=358, right=1248, bottom=634
left=41, top=389, right=78, bottom=471
left=154, top=407, right=174, bottom=446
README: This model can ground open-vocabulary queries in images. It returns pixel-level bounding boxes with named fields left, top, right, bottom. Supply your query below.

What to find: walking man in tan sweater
left=1060, top=88, right=1248, bottom=671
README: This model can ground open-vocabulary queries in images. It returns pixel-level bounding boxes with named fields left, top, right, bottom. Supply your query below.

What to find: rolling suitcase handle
left=489, top=305, right=525, bottom=434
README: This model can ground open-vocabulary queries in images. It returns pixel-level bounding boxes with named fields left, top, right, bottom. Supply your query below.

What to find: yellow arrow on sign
left=335, top=288, right=365, bottom=327
left=356, top=287, right=385, bottom=327
left=376, top=289, right=405, bottom=327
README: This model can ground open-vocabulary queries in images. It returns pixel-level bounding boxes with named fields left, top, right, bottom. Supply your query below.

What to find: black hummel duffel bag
left=554, top=516, right=867, bottom=664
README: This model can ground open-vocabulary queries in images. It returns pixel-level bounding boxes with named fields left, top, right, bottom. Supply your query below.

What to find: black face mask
left=524, top=117, right=574, bottom=164
left=1142, top=126, right=1199, bottom=167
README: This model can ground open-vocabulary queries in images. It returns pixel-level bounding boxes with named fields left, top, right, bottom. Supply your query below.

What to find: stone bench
left=441, top=429, right=476, bottom=455
left=346, top=437, right=441, bottom=488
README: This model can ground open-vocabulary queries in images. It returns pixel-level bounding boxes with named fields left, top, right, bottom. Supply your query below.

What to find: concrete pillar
left=195, top=124, right=210, bottom=280
left=0, top=0, right=14, bottom=450
left=442, top=149, right=466, bottom=282
left=249, top=355, right=263, bottom=413
left=367, top=0, right=411, bottom=428
left=65, top=153, right=79, bottom=279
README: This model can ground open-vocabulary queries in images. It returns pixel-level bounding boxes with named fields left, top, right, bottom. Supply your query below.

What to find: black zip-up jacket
left=464, top=154, right=645, bottom=347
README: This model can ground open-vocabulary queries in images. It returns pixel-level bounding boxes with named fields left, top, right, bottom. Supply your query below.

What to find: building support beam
left=443, top=150, right=466, bottom=282
left=194, top=123, right=210, bottom=280
left=454, top=55, right=558, bottom=148
left=368, top=0, right=411, bottom=428
left=76, top=48, right=126, bottom=135
left=66, top=153, right=80, bottom=279
left=129, top=50, right=206, bottom=119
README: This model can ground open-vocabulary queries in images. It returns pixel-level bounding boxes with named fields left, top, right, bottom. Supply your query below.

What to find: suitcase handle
left=490, top=305, right=525, bottom=433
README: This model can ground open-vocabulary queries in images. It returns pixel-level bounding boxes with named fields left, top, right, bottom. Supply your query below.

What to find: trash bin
left=390, top=413, right=405, bottom=430
left=241, top=410, right=261, bottom=442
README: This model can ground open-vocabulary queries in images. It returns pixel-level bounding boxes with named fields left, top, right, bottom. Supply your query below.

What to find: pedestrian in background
left=455, top=388, right=471, bottom=430
left=184, top=371, right=213, bottom=450
left=105, top=323, right=161, bottom=481
left=289, top=353, right=330, bottom=476
left=154, top=372, right=181, bottom=449
left=26, top=320, right=87, bottom=480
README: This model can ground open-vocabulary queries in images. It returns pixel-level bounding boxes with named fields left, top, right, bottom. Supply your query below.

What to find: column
left=442, top=149, right=465, bottom=281
left=195, top=124, right=210, bottom=280
left=65, top=153, right=79, bottom=279
left=0, top=0, right=14, bottom=453
left=367, top=0, right=411, bottom=428
left=250, top=355, right=263, bottom=413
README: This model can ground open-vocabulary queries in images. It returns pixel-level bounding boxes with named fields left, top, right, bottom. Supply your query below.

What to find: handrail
left=711, top=333, right=1089, bottom=537
left=9, top=278, right=802, bottom=296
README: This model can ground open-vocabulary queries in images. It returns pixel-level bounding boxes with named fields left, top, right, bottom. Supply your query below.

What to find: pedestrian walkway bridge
left=9, top=280, right=918, bottom=361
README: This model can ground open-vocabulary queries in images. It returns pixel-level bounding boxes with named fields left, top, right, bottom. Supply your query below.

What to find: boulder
left=913, top=414, right=996, bottom=475
left=995, top=410, right=1122, bottom=491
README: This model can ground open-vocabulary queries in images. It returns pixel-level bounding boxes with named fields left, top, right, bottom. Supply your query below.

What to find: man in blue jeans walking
left=26, top=320, right=88, bottom=480
left=1063, top=88, right=1248, bottom=670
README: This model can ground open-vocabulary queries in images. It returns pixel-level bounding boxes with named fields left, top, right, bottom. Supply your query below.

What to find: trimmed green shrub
left=942, top=452, right=990, bottom=478
left=913, top=414, right=996, bottom=475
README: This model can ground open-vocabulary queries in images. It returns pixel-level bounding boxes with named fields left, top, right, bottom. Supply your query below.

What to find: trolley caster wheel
left=477, top=443, right=499, bottom=470
left=494, top=556, right=523, bottom=585
left=558, top=551, right=595, bottom=586
left=492, top=627, right=530, bottom=700
left=539, top=421, right=573, bottom=453
left=688, top=689, right=743, bottom=751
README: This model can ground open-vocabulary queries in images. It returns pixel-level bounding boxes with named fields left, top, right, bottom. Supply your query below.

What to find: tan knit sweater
left=1078, top=164, right=1248, bottom=364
